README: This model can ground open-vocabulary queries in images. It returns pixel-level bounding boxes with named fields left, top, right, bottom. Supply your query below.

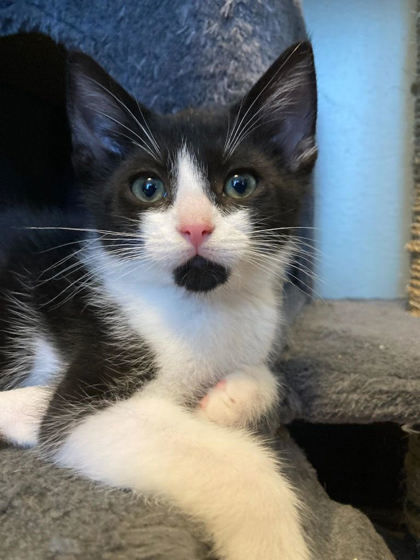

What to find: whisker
left=37, top=247, right=88, bottom=280
left=247, top=239, right=323, bottom=264
left=95, top=110, right=157, bottom=160
left=253, top=250, right=318, bottom=280
left=23, top=226, right=144, bottom=238
left=246, top=253, right=323, bottom=300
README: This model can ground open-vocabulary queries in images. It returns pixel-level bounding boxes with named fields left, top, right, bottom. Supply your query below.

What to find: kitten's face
left=68, top=43, right=317, bottom=292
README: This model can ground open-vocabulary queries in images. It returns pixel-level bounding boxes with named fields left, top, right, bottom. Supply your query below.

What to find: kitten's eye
left=131, top=176, right=166, bottom=203
left=224, top=173, right=257, bottom=199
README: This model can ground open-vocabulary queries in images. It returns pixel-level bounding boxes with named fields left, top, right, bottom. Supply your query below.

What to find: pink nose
left=179, top=223, right=214, bottom=250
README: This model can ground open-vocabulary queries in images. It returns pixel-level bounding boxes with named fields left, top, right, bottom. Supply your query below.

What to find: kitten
left=0, top=41, right=317, bottom=559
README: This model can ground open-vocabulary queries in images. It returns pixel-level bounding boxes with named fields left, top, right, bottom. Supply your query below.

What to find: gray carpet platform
left=278, top=300, right=420, bottom=426
left=3, top=300, right=419, bottom=559
left=0, top=426, right=393, bottom=560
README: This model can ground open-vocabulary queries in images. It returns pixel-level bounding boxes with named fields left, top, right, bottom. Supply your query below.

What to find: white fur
left=138, top=147, right=254, bottom=274
left=0, top=147, right=308, bottom=559
left=175, top=146, right=213, bottom=224
left=198, top=364, right=279, bottom=428
left=0, top=386, right=51, bottom=447
left=56, top=394, right=309, bottom=560
left=85, top=147, right=288, bottom=405
left=86, top=239, right=283, bottom=404
left=60, top=149, right=307, bottom=558
left=23, top=336, right=63, bottom=387
left=0, top=387, right=309, bottom=559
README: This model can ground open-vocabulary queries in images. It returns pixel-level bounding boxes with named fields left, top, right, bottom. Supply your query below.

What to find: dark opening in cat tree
left=0, top=33, right=73, bottom=208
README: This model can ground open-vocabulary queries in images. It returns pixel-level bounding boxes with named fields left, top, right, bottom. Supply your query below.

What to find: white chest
left=101, top=279, right=280, bottom=397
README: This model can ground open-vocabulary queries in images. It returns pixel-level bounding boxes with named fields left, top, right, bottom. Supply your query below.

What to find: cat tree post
left=403, top=3, right=420, bottom=553
left=408, top=0, right=420, bottom=315
left=408, top=115, right=420, bottom=314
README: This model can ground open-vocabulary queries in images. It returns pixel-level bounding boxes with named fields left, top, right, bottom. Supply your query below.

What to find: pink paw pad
left=200, top=379, right=227, bottom=410
left=215, top=379, right=227, bottom=390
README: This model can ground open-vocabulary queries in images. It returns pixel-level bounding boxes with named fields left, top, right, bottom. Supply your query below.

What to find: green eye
left=131, top=176, right=166, bottom=203
left=224, top=173, right=257, bottom=199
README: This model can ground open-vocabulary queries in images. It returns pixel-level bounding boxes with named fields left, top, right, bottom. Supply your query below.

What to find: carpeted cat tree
left=0, top=1, right=418, bottom=559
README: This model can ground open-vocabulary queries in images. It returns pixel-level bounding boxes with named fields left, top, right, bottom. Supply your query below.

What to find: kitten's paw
left=198, top=372, right=272, bottom=428
left=0, top=386, right=51, bottom=447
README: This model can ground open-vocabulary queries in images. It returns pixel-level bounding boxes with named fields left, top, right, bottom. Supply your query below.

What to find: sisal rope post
left=408, top=1, right=420, bottom=315
left=405, top=4, right=420, bottom=551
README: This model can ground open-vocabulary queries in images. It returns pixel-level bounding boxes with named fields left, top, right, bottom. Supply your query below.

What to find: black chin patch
left=173, top=256, right=229, bottom=292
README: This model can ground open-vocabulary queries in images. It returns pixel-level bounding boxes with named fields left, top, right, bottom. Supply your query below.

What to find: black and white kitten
left=0, top=42, right=316, bottom=560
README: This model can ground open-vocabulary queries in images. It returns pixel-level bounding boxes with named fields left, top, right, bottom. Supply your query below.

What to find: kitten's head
left=67, top=43, right=317, bottom=293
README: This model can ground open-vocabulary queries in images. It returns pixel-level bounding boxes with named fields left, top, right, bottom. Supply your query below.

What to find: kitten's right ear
left=67, top=52, right=155, bottom=178
left=226, top=42, right=317, bottom=173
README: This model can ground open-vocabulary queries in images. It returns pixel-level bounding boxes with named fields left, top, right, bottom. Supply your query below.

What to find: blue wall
left=303, top=0, right=415, bottom=298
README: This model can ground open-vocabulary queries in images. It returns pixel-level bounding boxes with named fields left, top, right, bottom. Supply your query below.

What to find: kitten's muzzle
left=173, top=256, right=229, bottom=292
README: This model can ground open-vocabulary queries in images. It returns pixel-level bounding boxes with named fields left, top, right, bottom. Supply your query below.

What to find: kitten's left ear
left=67, top=52, right=157, bottom=180
left=227, top=41, right=317, bottom=172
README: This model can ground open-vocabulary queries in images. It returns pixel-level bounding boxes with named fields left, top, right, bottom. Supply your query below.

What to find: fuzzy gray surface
left=277, top=300, right=420, bottom=426
left=0, top=0, right=306, bottom=112
left=0, top=428, right=393, bottom=560
left=2, top=300, right=412, bottom=559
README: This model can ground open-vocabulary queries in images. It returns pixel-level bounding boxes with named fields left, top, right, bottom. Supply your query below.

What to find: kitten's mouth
left=173, top=256, right=230, bottom=292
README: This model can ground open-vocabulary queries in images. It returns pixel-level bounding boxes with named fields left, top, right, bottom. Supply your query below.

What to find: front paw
left=197, top=371, right=276, bottom=428
left=0, top=386, right=50, bottom=447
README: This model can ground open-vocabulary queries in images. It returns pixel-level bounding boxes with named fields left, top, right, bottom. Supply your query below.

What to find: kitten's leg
left=0, top=386, right=51, bottom=447
left=53, top=394, right=309, bottom=560
left=198, top=364, right=279, bottom=428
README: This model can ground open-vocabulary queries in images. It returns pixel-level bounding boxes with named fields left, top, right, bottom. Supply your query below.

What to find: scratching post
left=408, top=0, right=420, bottom=316
left=405, top=9, right=420, bottom=544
